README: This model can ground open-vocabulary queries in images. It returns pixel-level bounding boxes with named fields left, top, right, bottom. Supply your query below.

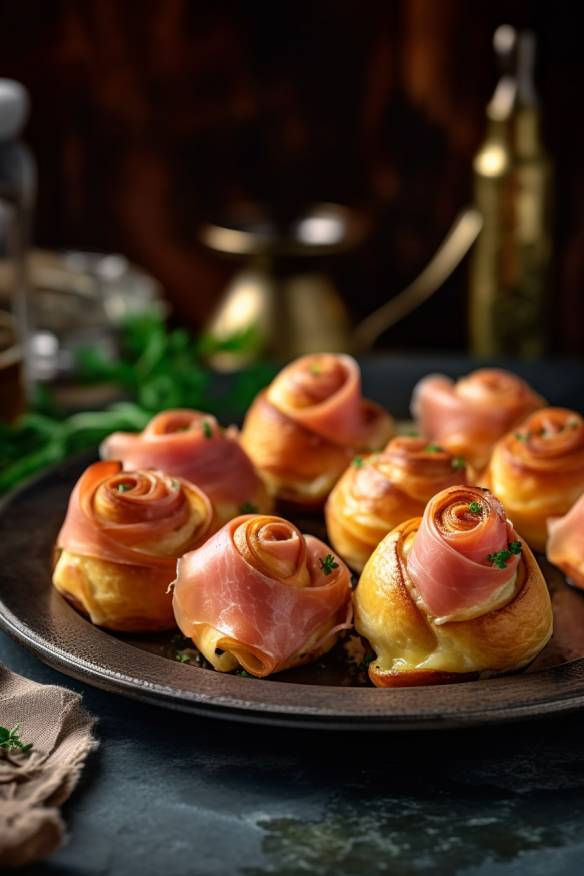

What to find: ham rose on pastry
left=412, top=368, right=544, bottom=471
left=484, top=408, right=584, bottom=552
left=325, top=436, right=470, bottom=572
left=172, top=514, right=353, bottom=676
left=354, top=485, right=552, bottom=687
left=101, top=409, right=272, bottom=528
left=547, top=492, right=584, bottom=590
left=53, top=461, right=213, bottom=631
left=240, top=353, right=394, bottom=506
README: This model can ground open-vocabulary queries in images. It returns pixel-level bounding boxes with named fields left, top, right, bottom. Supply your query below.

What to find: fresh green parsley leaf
left=239, top=502, right=258, bottom=514
left=202, top=420, right=213, bottom=439
left=235, top=669, right=254, bottom=678
left=514, top=432, right=527, bottom=442
left=0, top=724, right=33, bottom=754
left=353, top=455, right=364, bottom=468
left=487, top=541, right=521, bottom=569
left=406, top=430, right=420, bottom=438
left=468, top=501, right=482, bottom=515
left=487, top=550, right=511, bottom=569
left=175, top=653, right=190, bottom=663
left=319, top=554, right=339, bottom=576
left=425, top=444, right=443, bottom=453
left=451, top=457, right=466, bottom=470
left=116, top=483, right=131, bottom=493
left=508, top=540, right=522, bottom=555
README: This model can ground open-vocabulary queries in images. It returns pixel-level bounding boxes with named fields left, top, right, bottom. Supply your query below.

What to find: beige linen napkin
left=0, top=664, right=98, bottom=868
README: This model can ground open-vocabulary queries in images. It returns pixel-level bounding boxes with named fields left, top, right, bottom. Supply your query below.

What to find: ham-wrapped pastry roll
left=240, top=353, right=394, bottom=507
left=101, top=409, right=272, bottom=528
left=412, top=368, right=545, bottom=471
left=172, top=514, right=353, bottom=677
left=354, top=486, right=552, bottom=687
left=53, top=461, right=213, bottom=632
left=547, top=493, right=584, bottom=589
left=484, top=408, right=584, bottom=552
left=325, top=437, right=470, bottom=572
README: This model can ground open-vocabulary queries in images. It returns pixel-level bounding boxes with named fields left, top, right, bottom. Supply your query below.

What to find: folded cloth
left=0, top=664, right=98, bottom=868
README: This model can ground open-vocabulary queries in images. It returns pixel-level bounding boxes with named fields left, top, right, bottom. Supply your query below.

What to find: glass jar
left=0, top=79, right=35, bottom=421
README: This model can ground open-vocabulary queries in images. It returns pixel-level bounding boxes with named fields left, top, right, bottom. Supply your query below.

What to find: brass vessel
left=469, top=26, right=553, bottom=358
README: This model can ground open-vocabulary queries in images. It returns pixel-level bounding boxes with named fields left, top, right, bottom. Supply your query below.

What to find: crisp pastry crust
left=354, top=500, right=553, bottom=687
left=240, top=354, right=394, bottom=508
left=412, top=368, right=545, bottom=471
left=172, top=514, right=353, bottom=677
left=53, top=551, right=176, bottom=632
left=241, top=391, right=354, bottom=506
left=484, top=408, right=584, bottom=552
left=52, top=462, right=213, bottom=632
left=325, top=437, right=469, bottom=571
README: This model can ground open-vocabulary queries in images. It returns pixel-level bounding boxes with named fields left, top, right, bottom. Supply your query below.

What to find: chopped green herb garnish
left=239, top=501, right=258, bottom=514
left=508, top=540, right=522, bottom=555
left=319, top=554, right=339, bottom=576
left=176, top=653, right=190, bottom=663
left=0, top=724, right=33, bottom=754
left=406, top=430, right=420, bottom=438
left=353, top=455, right=364, bottom=468
left=451, top=457, right=466, bottom=470
left=116, top=483, right=131, bottom=492
left=515, top=432, right=527, bottom=442
left=468, top=501, right=482, bottom=515
left=425, top=444, right=442, bottom=453
left=202, top=420, right=213, bottom=439
left=235, top=669, right=254, bottom=678
left=309, top=363, right=322, bottom=375
left=487, top=540, right=522, bottom=569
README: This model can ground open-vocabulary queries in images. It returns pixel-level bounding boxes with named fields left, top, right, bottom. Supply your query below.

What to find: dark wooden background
left=1, top=0, right=582, bottom=353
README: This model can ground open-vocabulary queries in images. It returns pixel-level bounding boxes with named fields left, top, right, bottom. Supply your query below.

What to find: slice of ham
left=57, top=460, right=212, bottom=568
left=267, top=353, right=392, bottom=450
left=172, top=515, right=352, bottom=676
left=547, top=493, right=584, bottom=585
left=412, top=369, right=544, bottom=449
left=406, top=486, right=520, bottom=618
left=101, top=410, right=261, bottom=505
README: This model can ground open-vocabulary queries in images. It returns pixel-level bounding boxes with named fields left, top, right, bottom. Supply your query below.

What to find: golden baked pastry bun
left=53, top=461, right=213, bottom=632
left=412, top=368, right=545, bottom=471
left=547, top=492, right=584, bottom=590
left=240, top=353, right=394, bottom=507
left=172, top=514, right=353, bottom=677
left=354, top=485, right=552, bottom=687
left=101, top=408, right=272, bottom=528
left=325, top=436, right=471, bottom=572
left=483, top=408, right=584, bottom=552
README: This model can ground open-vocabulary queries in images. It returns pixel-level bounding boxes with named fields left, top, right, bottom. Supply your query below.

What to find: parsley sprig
left=353, top=455, right=364, bottom=469
left=487, top=540, right=522, bottom=569
left=319, top=554, right=339, bottom=575
left=451, top=457, right=466, bottom=470
left=0, top=724, right=33, bottom=754
left=468, top=501, right=482, bottom=515
left=425, top=443, right=443, bottom=453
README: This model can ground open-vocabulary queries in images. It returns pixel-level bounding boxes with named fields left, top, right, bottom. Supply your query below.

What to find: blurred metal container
left=469, top=26, right=553, bottom=358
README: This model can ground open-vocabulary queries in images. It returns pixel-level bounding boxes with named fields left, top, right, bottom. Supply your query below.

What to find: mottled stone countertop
left=3, top=356, right=584, bottom=876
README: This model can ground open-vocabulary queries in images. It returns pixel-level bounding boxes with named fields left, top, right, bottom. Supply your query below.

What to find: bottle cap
left=0, top=79, right=30, bottom=142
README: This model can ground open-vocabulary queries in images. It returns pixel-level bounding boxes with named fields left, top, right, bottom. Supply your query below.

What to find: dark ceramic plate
left=2, top=452, right=584, bottom=730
